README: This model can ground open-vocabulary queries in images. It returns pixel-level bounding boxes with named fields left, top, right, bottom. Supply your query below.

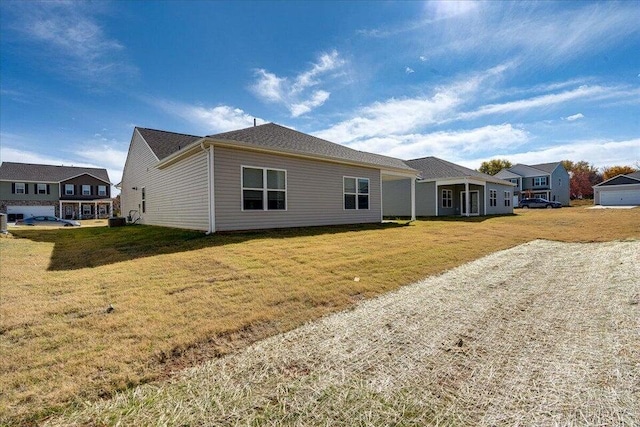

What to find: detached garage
left=593, top=172, right=640, bottom=206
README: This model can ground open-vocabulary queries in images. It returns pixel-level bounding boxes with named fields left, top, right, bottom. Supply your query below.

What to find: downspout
left=201, top=141, right=215, bottom=234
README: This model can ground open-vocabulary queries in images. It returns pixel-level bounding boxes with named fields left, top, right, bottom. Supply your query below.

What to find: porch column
left=109, top=200, right=113, bottom=217
left=465, top=180, right=470, bottom=217
left=94, top=201, right=98, bottom=219
left=410, top=178, right=416, bottom=221
left=59, top=201, right=62, bottom=218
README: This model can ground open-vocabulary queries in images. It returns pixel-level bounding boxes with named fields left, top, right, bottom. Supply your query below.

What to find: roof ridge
left=0, top=161, right=107, bottom=171
left=137, top=127, right=202, bottom=139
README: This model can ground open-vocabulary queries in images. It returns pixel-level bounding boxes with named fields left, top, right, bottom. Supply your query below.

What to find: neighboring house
left=383, top=156, right=516, bottom=217
left=495, top=162, right=570, bottom=206
left=119, top=123, right=418, bottom=232
left=593, top=171, right=640, bottom=206
left=0, top=162, right=113, bottom=221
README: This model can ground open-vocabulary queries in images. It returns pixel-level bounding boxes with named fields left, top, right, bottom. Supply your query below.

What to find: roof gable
left=207, top=123, right=415, bottom=172
left=136, top=127, right=202, bottom=161
left=594, top=174, right=640, bottom=187
left=0, top=162, right=110, bottom=183
left=406, top=156, right=513, bottom=185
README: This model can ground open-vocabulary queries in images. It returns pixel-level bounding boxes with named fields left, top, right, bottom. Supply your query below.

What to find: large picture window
left=242, top=166, right=286, bottom=211
left=442, top=189, right=452, bottom=208
left=489, top=189, right=497, bottom=207
left=344, top=177, right=369, bottom=210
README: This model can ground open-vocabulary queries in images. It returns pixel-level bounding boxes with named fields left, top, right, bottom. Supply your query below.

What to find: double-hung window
left=344, top=177, right=369, bottom=210
left=533, top=176, right=548, bottom=187
left=14, top=182, right=26, bottom=194
left=489, top=189, right=497, bottom=207
left=504, top=191, right=511, bottom=207
left=37, top=183, right=47, bottom=194
left=98, top=185, right=107, bottom=196
left=65, top=184, right=74, bottom=195
left=242, top=166, right=287, bottom=211
left=442, top=189, right=453, bottom=208
left=82, top=185, right=91, bottom=195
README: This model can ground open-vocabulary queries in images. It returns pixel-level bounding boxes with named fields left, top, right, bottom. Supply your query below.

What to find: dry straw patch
left=1, top=207, right=639, bottom=424
left=48, top=240, right=640, bottom=426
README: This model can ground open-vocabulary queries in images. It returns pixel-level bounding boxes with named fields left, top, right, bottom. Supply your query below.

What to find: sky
left=1, top=0, right=639, bottom=191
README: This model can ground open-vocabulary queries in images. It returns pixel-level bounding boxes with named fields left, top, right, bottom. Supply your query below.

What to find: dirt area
left=49, top=239, right=640, bottom=426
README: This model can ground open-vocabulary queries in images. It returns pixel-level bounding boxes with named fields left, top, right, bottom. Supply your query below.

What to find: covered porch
left=60, top=199, right=114, bottom=220
left=433, top=178, right=486, bottom=217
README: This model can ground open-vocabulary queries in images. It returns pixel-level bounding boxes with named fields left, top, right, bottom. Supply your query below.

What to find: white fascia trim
left=593, top=174, right=640, bottom=187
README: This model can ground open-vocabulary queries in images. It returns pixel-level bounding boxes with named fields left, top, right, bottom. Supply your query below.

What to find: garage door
left=7, top=205, right=55, bottom=218
left=600, top=190, right=640, bottom=206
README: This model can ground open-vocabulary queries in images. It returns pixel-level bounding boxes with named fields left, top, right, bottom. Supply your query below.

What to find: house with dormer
left=495, top=162, right=570, bottom=206
left=0, top=162, right=113, bottom=221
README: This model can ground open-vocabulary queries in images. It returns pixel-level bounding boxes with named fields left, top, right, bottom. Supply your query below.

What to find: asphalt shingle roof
left=0, top=162, right=110, bottom=183
left=529, top=162, right=561, bottom=174
left=207, top=123, right=415, bottom=172
left=406, top=156, right=509, bottom=182
left=136, top=127, right=202, bottom=161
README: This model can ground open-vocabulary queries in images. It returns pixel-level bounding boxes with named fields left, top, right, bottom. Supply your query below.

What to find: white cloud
left=345, top=124, right=529, bottom=161
left=405, top=67, right=415, bottom=74
left=459, top=138, right=640, bottom=171
left=419, top=56, right=427, bottom=62
left=418, top=2, right=640, bottom=66
left=314, top=64, right=510, bottom=144
left=156, top=100, right=266, bottom=134
left=6, top=2, right=136, bottom=83
left=564, top=113, right=584, bottom=121
left=251, top=50, right=345, bottom=117
left=459, top=85, right=608, bottom=120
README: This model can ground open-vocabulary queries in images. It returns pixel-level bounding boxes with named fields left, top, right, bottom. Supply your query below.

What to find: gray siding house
left=495, top=162, right=570, bottom=206
left=593, top=171, right=640, bottom=206
left=383, top=157, right=515, bottom=217
left=120, top=123, right=418, bottom=232
left=0, top=162, right=113, bottom=220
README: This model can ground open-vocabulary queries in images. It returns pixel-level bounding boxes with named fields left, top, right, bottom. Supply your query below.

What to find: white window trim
left=65, top=184, right=74, bottom=195
left=442, top=189, right=453, bottom=208
left=37, top=183, right=47, bottom=194
left=82, top=185, right=91, bottom=195
left=15, top=182, right=26, bottom=194
left=533, top=176, right=548, bottom=187
left=489, top=189, right=497, bottom=207
left=240, top=165, right=288, bottom=212
left=504, top=191, right=511, bottom=207
left=82, top=205, right=92, bottom=215
left=98, top=185, right=107, bottom=196
left=343, top=176, right=370, bottom=210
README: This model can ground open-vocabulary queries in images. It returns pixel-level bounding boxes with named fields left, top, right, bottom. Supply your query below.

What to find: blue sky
left=1, top=1, right=639, bottom=188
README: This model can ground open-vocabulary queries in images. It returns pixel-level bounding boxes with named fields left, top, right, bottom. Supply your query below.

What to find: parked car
left=518, top=198, right=562, bottom=209
left=16, top=216, right=81, bottom=226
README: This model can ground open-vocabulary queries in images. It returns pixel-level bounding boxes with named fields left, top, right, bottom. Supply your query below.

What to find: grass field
left=1, top=206, right=638, bottom=425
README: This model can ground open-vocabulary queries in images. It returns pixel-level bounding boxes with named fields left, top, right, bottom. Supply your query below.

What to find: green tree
left=478, top=159, right=512, bottom=175
left=602, top=165, right=637, bottom=181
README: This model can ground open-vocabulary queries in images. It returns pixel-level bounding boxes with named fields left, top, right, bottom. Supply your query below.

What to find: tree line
left=478, top=159, right=638, bottom=199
